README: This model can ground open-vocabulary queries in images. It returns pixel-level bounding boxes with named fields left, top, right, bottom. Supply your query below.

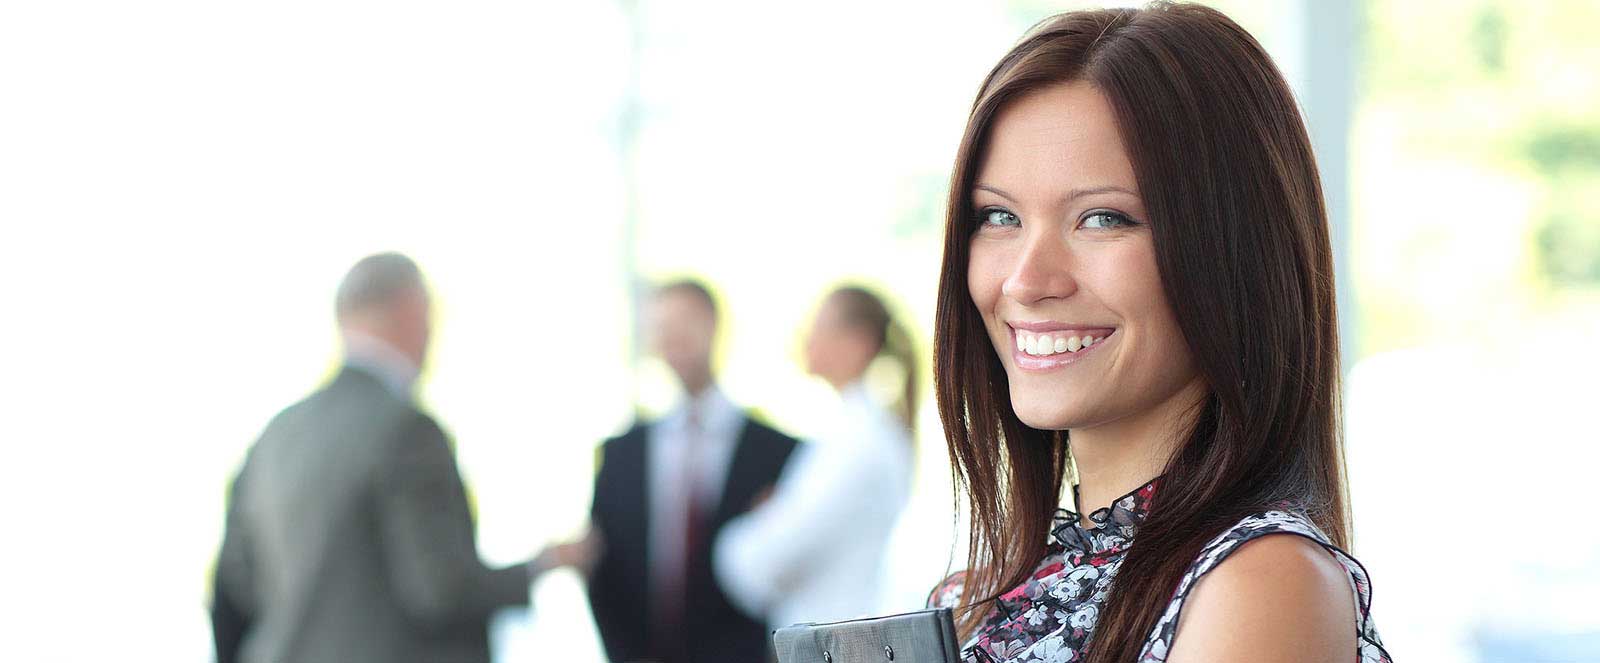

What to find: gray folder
left=773, top=608, right=961, bottom=663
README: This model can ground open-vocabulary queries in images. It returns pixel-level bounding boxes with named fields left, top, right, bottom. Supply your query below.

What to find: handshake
left=531, top=527, right=603, bottom=580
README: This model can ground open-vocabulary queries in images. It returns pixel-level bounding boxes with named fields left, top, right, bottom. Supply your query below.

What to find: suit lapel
left=712, top=415, right=760, bottom=525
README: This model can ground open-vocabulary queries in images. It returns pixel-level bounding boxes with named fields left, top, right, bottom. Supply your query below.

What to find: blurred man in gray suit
left=212, top=252, right=590, bottom=663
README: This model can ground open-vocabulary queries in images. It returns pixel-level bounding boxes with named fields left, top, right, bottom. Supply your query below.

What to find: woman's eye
left=979, top=207, right=1020, bottom=228
left=1080, top=210, right=1136, bottom=230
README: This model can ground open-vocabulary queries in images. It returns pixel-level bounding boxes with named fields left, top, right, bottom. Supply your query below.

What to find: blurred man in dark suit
left=587, top=280, right=800, bottom=663
left=212, top=252, right=590, bottom=663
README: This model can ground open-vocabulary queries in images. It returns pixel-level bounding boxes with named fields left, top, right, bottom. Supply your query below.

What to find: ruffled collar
left=1048, top=478, right=1158, bottom=555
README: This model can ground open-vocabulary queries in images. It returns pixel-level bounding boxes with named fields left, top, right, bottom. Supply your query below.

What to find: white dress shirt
left=341, top=331, right=419, bottom=400
left=648, top=385, right=746, bottom=599
left=713, top=382, right=913, bottom=628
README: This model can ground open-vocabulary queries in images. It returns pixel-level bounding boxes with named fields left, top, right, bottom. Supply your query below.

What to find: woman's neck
left=1067, top=380, right=1206, bottom=525
left=826, top=373, right=856, bottom=393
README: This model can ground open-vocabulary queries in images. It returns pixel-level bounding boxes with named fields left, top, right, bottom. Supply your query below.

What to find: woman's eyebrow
left=973, top=183, right=1138, bottom=204
left=1064, top=185, right=1137, bottom=202
left=974, top=183, right=1017, bottom=202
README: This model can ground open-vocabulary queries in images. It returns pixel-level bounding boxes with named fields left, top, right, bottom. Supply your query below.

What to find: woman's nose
left=1001, top=230, right=1077, bottom=305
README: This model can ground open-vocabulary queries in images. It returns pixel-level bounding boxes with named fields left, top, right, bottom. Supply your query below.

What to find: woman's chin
left=1010, top=399, right=1081, bottom=432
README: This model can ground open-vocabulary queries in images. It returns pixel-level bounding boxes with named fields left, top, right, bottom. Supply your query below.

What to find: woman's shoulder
left=1140, top=510, right=1391, bottom=662
left=926, top=569, right=968, bottom=609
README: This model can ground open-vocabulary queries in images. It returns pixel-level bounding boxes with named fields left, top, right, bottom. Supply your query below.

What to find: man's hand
left=537, top=527, right=603, bottom=579
left=749, top=485, right=775, bottom=510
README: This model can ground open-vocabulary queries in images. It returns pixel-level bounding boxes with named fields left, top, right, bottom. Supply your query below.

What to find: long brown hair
left=933, top=4, right=1346, bottom=660
left=830, top=285, right=919, bottom=435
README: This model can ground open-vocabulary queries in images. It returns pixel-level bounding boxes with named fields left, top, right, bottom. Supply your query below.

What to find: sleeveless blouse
left=928, top=481, right=1391, bottom=662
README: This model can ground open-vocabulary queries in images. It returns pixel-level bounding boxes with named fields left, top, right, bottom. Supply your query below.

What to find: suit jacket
left=588, top=414, right=800, bottom=663
left=212, top=365, right=531, bottom=663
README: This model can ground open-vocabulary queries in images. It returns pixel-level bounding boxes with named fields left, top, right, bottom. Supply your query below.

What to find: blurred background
left=2, top=0, right=1597, bottom=661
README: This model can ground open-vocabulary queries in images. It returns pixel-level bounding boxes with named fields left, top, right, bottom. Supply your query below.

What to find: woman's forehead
left=977, top=82, right=1138, bottom=200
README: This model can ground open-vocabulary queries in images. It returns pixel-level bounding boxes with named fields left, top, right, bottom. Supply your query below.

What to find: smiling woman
left=928, top=3, right=1390, bottom=663
left=967, top=82, right=1200, bottom=441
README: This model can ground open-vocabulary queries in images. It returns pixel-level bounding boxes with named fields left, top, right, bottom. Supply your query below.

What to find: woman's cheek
left=967, top=246, right=1009, bottom=313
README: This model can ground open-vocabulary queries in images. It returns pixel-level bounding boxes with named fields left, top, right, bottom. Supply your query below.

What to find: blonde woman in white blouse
left=714, top=286, right=918, bottom=629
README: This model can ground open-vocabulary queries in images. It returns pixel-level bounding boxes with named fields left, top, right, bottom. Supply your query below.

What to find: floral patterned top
left=928, top=480, right=1391, bottom=662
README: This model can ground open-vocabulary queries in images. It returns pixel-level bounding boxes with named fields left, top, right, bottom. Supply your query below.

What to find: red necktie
left=683, top=407, right=711, bottom=566
left=654, top=408, right=706, bottom=661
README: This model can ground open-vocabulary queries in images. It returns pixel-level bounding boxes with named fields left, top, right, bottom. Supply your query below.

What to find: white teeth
left=1016, top=330, right=1109, bottom=356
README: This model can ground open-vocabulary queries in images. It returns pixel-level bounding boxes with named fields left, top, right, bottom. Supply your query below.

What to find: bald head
left=336, top=253, right=423, bottom=321
left=336, top=252, right=431, bottom=367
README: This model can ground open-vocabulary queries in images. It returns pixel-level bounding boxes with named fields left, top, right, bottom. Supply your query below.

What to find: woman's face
left=803, top=296, right=871, bottom=383
left=967, top=81, right=1201, bottom=432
